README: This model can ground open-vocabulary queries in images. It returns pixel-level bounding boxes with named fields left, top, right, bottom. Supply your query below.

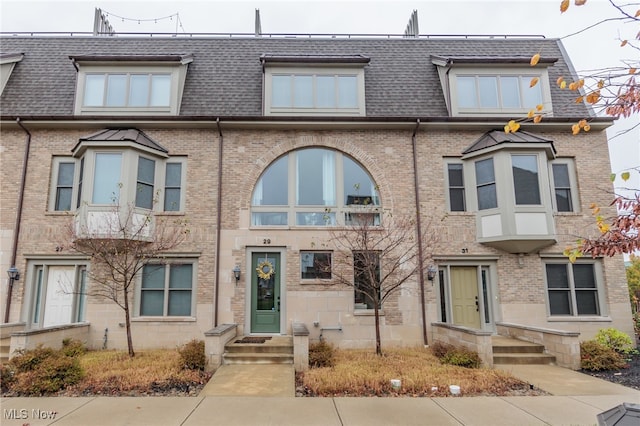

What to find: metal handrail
left=0, top=31, right=546, bottom=39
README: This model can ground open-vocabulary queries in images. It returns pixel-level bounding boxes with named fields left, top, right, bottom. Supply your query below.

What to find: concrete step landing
left=492, top=336, right=556, bottom=366
left=223, top=335, right=293, bottom=365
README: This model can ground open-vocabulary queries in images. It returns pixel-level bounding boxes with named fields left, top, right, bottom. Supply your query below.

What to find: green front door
left=251, top=253, right=281, bottom=333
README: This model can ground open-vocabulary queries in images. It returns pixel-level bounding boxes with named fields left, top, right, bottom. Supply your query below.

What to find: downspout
left=4, top=118, right=31, bottom=323
left=411, top=119, right=428, bottom=345
left=213, top=118, right=223, bottom=327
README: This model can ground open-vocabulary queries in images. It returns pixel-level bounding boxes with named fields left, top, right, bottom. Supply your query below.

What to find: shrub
left=6, top=344, right=85, bottom=395
left=441, top=347, right=482, bottom=369
left=309, top=340, right=335, bottom=368
left=430, top=341, right=455, bottom=359
left=430, top=341, right=481, bottom=369
left=580, top=340, right=627, bottom=371
left=10, top=345, right=56, bottom=373
left=594, top=328, right=635, bottom=355
left=61, top=339, right=87, bottom=357
left=0, top=363, right=16, bottom=393
left=178, top=339, right=206, bottom=371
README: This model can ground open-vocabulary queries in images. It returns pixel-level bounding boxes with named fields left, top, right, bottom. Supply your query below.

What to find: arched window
left=251, top=148, right=380, bottom=226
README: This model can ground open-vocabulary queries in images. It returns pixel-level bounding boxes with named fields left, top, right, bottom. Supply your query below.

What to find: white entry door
left=42, top=266, right=75, bottom=327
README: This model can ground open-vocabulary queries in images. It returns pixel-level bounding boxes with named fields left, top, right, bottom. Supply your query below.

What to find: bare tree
left=67, top=202, right=189, bottom=357
left=324, top=210, right=439, bottom=355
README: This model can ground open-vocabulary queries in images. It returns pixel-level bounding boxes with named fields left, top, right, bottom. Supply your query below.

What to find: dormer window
left=456, top=74, right=543, bottom=111
left=261, top=54, right=369, bottom=116
left=83, top=73, right=171, bottom=108
left=0, top=52, right=24, bottom=95
left=431, top=56, right=556, bottom=117
left=70, top=55, right=192, bottom=116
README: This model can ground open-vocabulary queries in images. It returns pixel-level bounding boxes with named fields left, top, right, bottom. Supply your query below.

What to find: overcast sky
left=1, top=0, right=638, bottom=192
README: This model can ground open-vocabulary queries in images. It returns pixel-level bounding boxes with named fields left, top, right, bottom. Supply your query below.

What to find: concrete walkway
left=200, top=364, right=295, bottom=397
left=1, top=364, right=638, bottom=426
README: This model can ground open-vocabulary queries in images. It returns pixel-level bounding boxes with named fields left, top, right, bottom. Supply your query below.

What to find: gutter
left=4, top=118, right=31, bottom=323
left=213, top=118, right=223, bottom=327
left=411, top=119, right=429, bottom=346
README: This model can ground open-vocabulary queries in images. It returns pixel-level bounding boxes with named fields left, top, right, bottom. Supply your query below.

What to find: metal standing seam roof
left=0, top=36, right=592, bottom=119
left=72, top=128, right=169, bottom=154
left=462, top=130, right=556, bottom=155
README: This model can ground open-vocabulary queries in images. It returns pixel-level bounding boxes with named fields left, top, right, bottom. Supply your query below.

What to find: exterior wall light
left=7, top=266, right=20, bottom=281
left=427, top=265, right=437, bottom=281
left=233, top=265, right=241, bottom=283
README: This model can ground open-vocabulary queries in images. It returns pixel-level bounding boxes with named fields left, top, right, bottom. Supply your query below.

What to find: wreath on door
left=256, top=260, right=275, bottom=280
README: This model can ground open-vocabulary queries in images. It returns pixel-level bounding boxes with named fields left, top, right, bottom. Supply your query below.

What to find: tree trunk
left=123, top=284, right=135, bottom=357
left=374, top=303, right=382, bottom=356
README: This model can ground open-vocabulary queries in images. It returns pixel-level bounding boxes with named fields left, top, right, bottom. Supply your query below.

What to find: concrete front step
left=492, top=343, right=544, bottom=354
left=1, top=343, right=10, bottom=363
left=225, top=342, right=293, bottom=354
left=223, top=336, right=294, bottom=365
left=223, top=352, right=294, bottom=365
left=493, top=353, right=557, bottom=365
left=492, top=335, right=556, bottom=365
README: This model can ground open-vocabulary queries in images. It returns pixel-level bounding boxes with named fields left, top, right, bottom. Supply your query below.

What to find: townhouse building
left=0, top=27, right=633, bottom=367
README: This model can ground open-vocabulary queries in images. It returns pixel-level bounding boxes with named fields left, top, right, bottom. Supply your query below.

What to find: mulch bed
left=580, top=350, right=640, bottom=390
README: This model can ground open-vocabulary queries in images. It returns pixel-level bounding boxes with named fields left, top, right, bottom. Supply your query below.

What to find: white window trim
left=447, top=67, right=553, bottom=117
left=134, top=258, right=198, bottom=319
left=161, top=157, right=187, bottom=213
left=511, top=153, right=543, bottom=207
left=251, top=149, right=381, bottom=227
left=73, top=64, right=188, bottom=116
left=542, top=258, right=607, bottom=319
left=549, top=158, right=580, bottom=213
left=264, top=66, right=366, bottom=116
left=444, top=158, right=467, bottom=213
left=72, top=148, right=181, bottom=213
left=48, top=156, right=78, bottom=212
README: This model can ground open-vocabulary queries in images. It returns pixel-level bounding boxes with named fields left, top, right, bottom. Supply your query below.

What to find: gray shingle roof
left=0, top=35, right=591, bottom=119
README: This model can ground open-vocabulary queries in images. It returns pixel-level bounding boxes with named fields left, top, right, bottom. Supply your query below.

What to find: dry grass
left=63, top=350, right=210, bottom=396
left=299, top=347, right=533, bottom=397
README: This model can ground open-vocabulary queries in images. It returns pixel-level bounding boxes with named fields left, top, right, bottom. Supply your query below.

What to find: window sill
left=132, top=317, right=196, bottom=323
left=45, top=211, right=75, bottom=216
left=300, top=279, right=332, bottom=285
left=155, top=211, right=186, bottom=217
left=547, top=316, right=611, bottom=322
left=553, top=212, right=581, bottom=216
left=354, top=309, right=384, bottom=316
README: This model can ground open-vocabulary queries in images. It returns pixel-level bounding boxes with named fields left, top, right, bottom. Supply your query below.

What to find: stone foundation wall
left=497, top=322, right=580, bottom=370
left=431, top=322, right=493, bottom=367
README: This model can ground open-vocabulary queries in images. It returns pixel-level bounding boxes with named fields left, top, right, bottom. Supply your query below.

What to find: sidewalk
left=1, top=365, right=639, bottom=426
